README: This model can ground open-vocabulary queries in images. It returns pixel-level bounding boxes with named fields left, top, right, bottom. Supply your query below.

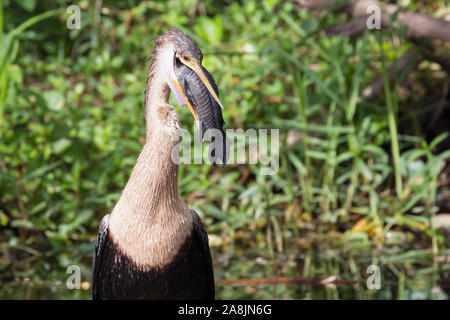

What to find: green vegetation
left=1, top=0, right=449, bottom=299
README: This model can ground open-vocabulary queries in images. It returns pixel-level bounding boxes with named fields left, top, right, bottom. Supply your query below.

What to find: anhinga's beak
left=170, top=54, right=228, bottom=166
left=170, top=72, right=200, bottom=125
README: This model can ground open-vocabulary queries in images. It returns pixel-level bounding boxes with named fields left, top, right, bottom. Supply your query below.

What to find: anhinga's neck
left=108, top=54, right=193, bottom=268
left=115, top=128, right=180, bottom=214
left=116, top=59, right=182, bottom=214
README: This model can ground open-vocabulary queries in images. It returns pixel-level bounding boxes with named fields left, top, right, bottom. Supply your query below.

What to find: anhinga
left=92, top=30, right=227, bottom=300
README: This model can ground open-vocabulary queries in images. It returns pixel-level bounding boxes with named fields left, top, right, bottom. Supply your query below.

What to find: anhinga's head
left=151, top=30, right=228, bottom=166
left=152, top=30, right=224, bottom=126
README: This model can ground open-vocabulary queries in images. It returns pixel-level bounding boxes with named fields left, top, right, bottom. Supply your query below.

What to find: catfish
left=176, top=64, right=229, bottom=166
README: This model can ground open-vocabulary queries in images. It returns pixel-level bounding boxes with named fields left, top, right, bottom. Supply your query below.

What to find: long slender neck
left=114, top=60, right=181, bottom=216
left=115, top=123, right=180, bottom=215
left=108, top=52, right=193, bottom=268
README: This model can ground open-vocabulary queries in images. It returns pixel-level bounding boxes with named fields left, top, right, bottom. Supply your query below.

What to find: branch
left=216, top=276, right=362, bottom=286
left=294, top=0, right=450, bottom=42
left=293, top=0, right=336, bottom=10
left=349, top=0, right=450, bottom=42
left=325, top=17, right=367, bottom=37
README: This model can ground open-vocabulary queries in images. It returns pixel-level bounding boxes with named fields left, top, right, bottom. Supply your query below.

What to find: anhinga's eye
left=182, top=53, right=190, bottom=62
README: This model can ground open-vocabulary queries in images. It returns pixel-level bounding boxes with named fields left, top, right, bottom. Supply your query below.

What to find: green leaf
left=53, top=138, right=72, bottom=154
left=43, top=91, right=64, bottom=111
left=11, top=219, right=34, bottom=228
left=429, top=132, right=449, bottom=150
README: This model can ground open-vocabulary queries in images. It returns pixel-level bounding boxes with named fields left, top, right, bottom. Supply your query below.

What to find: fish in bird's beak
left=169, top=53, right=228, bottom=166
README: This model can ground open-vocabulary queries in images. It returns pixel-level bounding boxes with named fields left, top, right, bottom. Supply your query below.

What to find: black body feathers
left=92, top=211, right=214, bottom=300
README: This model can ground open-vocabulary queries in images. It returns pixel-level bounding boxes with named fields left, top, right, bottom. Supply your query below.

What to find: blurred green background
left=1, top=0, right=450, bottom=299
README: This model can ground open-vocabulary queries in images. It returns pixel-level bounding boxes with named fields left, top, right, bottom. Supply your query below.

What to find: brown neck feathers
left=108, top=48, right=193, bottom=268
